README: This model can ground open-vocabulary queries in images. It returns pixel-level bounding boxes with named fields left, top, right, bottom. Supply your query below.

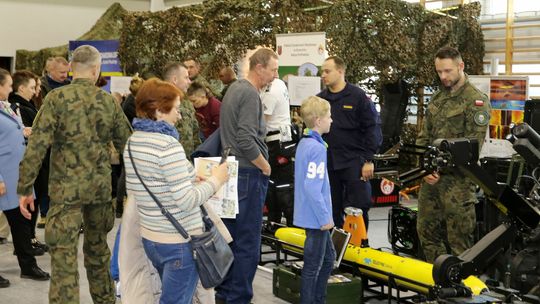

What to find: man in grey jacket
left=216, top=48, right=278, bottom=304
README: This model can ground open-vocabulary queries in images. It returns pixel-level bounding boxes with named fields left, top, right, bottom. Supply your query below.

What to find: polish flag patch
left=475, top=100, right=484, bottom=106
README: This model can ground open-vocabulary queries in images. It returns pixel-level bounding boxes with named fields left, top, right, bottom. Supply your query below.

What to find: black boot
left=32, top=238, right=49, bottom=252
left=0, top=275, right=10, bottom=288
left=20, top=265, right=50, bottom=281
left=13, top=246, right=45, bottom=256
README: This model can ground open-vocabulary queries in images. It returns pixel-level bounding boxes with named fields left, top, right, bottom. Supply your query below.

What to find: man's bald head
left=219, top=66, right=236, bottom=85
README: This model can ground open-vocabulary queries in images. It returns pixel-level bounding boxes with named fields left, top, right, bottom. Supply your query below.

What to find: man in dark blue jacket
left=317, top=56, right=382, bottom=229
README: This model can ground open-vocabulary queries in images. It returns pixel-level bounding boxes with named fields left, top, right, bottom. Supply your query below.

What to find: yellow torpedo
left=275, top=227, right=487, bottom=296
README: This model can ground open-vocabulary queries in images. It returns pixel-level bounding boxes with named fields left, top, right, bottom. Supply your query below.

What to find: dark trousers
left=328, top=164, right=372, bottom=230
left=266, top=139, right=295, bottom=226
left=4, top=206, right=38, bottom=273
left=111, top=164, right=122, bottom=199
left=266, top=184, right=294, bottom=226
left=38, top=195, right=49, bottom=217
left=301, top=229, right=336, bottom=304
left=216, top=167, right=269, bottom=304
left=28, top=199, right=39, bottom=238
left=36, top=148, right=51, bottom=218
left=115, top=161, right=126, bottom=216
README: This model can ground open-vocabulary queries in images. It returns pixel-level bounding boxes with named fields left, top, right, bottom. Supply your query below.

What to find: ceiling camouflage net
left=16, top=0, right=484, bottom=104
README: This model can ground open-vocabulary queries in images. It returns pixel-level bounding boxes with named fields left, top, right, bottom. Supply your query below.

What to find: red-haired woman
left=123, top=78, right=229, bottom=303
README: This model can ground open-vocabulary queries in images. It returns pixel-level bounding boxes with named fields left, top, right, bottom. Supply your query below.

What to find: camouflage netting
left=16, top=0, right=484, bottom=146
left=16, top=0, right=484, bottom=93
left=117, top=0, right=483, bottom=97
left=15, top=3, right=127, bottom=75
left=119, top=0, right=326, bottom=79
left=326, top=0, right=484, bottom=94
left=325, top=0, right=425, bottom=91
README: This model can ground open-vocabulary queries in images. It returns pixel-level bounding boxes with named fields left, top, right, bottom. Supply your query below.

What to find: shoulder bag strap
left=127, top=140, right=191, bottom=240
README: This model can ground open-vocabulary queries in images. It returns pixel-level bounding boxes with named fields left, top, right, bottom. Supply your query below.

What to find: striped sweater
left=124, top=131, right=218, bottom=243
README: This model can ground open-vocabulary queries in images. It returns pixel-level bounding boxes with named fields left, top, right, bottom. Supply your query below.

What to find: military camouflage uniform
left=17, top=78, right=132, bottom=304
left=416, top=75, right=491, bottom=263
left=175, top=98, right=201, bottom=160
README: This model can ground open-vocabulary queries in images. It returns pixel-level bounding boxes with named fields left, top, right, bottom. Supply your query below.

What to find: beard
left=442, top=74, right=461, bottom=90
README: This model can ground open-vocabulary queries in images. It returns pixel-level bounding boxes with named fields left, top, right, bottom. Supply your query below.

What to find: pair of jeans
left=110, top=225, right=121, bottom=281
left=143, top=239, right=198, bottom=304
left=216, top=167, right=269, bottom=304
left=301, top=228, right=336, bottom=304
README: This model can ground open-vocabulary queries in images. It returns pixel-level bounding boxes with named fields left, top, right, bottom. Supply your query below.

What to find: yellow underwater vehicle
left=274, top=226, right=487, bottom=299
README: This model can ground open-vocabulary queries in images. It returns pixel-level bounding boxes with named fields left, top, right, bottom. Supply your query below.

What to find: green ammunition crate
left=272, top=265, right=363, bottom=303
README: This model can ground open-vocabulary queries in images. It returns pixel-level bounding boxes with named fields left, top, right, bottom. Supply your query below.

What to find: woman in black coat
left=8, top=71, right=49, bottom=253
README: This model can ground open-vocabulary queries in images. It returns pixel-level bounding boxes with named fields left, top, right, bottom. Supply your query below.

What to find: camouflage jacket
left=17, top=78, right=132, bottom=205
left=417, top=75, right=491, bottom=149
left=175, top=98, right=201, bottom=160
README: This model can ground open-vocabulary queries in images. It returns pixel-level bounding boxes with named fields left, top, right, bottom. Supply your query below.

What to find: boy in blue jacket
left=294, top=96, right=336, bottom=304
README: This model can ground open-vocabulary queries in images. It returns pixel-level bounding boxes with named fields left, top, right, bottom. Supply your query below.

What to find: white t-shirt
left=261, top=78, right=291, bottom=132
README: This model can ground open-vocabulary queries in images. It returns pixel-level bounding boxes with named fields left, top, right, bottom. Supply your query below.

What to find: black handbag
left=127, top=140, right=234, bottom=288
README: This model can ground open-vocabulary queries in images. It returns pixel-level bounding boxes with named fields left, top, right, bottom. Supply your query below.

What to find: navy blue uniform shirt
left=318, top=83, right=382, bottom=171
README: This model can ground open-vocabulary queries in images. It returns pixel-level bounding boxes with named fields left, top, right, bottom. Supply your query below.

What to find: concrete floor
left=0, top=206, right=396, bottom=303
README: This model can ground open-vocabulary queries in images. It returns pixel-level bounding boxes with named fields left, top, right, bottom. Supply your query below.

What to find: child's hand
left=321, top=222, right=334, bottom=231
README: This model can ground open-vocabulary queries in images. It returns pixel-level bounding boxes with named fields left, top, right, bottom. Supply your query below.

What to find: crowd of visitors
left=0, top=41, right=393, bottom=304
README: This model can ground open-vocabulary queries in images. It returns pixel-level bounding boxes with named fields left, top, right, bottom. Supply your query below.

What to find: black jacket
left=318, top=83, right=382, bottom=171
left=122, top=94, right=136, bottom=125
left=9, top=93, right=38, bottom=127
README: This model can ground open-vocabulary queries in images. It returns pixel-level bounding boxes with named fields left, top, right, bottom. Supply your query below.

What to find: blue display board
left=68, top=40, right=123, bottom=92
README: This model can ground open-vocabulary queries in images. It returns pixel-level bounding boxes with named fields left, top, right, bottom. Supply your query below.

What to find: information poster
left=68, top=40, right=123, bottom=92
left=110, top=76, right=132, bottom=95
left=276, top=32, right=326, bottom=78
left=470, top=75, right=529, bottom=158
left=276, top=32, right=325, bottom=104
left=288, top=76, right=322, bottom=106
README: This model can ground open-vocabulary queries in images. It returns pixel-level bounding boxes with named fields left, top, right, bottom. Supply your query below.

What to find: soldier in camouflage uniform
left=416, top=47, right=491, bottom=263
left=17, top=45, right=132, bottom=304
left=184, top=57, right=222, bottom=99
left=163, top=62, right=202, bottom=159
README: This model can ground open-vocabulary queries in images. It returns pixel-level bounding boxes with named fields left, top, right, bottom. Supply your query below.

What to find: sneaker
left=32, top=238, right=49, bottom=252
left=115, top=280, right=121, bottom=298
left=36, top=217, right=46, bottom=229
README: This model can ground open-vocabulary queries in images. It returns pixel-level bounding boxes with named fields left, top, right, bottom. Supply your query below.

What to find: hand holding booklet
left=194, top=156, right=239, bottom=218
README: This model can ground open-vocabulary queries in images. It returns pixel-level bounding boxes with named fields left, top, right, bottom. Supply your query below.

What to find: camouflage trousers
left=45, top=201, right=115, bottom=304
left=417, top=174, right=476, bottom=263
